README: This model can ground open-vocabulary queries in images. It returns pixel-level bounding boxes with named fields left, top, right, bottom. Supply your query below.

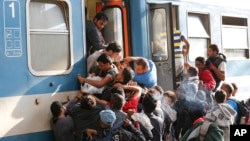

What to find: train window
left=27, top=1, right=72, bottom=75
left=222, top=16, right=249, bottom=59
left=222, top=17, right=247, bottom=26
left=151, top=9, right=168, bottom=61
left=188, top=13, right=210, bottom=61
left=188, top=38, right=208, bottom=61
left=103, top=8, right=124, bottom=59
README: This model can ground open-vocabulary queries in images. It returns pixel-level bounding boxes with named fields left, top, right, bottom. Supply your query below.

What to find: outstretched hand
left=126, top=109, right=135, bottom=119
left=184, top=62, right=190, bottom=69
left=123, top=57, right=133, bottom=63
left=123, top=119, right=132, bottom=127
left=78, top=74, right=85, bottom=84
left=86, top=129, right=97, bottom=140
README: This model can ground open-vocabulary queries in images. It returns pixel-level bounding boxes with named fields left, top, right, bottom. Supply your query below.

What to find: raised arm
left=182, top=38, right=190, bottom=57
left=92, top=94, right=108, bottom=106
left=123, top=56, right=144, bottom=63
left=115, top=83, right=142, bottom=97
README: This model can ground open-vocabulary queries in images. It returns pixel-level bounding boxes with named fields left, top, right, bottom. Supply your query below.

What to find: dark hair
left=208, top=44, right=227, bottom=62
left=153, top=85, right=164, bottom=94
left=195, top=56, right=206, bottom=64
left=142, top=93, right=157, bottom=114
left=136, top=58, right=149, bottom=69
left=215, top=90, right=226, bottom=103
left=111, top=93, right=125, bottom=110
left=106, top=42, right=122, bottom=53
left=187, top=66, right=198, bottom=77
left=189, top=100, right=206, bottom=123
left=222, top=82, right=234, bottom=95
left=209, top=44, right=219, bottom=54
left=163, top=90, right=177, bottom=103
left=231, top=82, right=238, bottom=90
left=122, top=67, right=134, bottom=85
left=111, top=87, right=125, bottom=98
left=50, top=101, right=63, bottom=124
left=97, top=53, right=112, bottom=64
left=80, top=95, right=96, bottom=109
left=94, top=12, right=108, bottom=21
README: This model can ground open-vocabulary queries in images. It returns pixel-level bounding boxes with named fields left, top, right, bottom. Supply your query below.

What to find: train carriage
left=0, top=0, right=250, bottom=140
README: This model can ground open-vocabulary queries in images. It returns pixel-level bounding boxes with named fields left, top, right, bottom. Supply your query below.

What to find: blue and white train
left=0, top=0, right=250, bottom=140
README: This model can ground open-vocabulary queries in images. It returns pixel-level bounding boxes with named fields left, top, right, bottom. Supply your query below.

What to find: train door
left=96, top=0, right=130, bottom=58
left=148, top=3, right=176, bottom=90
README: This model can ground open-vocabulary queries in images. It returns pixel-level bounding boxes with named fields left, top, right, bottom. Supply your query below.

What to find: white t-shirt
left=87, top=49, right=104, bottom=73
left=218, top=61, right=226, bottom=72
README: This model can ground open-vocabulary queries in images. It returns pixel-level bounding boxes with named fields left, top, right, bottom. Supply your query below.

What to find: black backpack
left=228, top=98, right=249, bottom=124
left=95, top=121, right=123, bottom=141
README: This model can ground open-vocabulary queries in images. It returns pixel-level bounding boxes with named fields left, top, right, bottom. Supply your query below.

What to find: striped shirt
left=173, top=30, right=185, bottom=58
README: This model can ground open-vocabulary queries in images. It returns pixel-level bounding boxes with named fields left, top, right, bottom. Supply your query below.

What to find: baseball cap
left=100, top=110, right=116, bottom=126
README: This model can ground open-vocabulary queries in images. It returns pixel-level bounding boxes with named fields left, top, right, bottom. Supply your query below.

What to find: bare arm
left=92, top=94, right=108, bottom=105
left=211, top=67, right=225, bottom=81
left=115, top=83, right=142, bottom=97
left=78, top=75, right=112, bottom=88
left=123, top=56, right=144, bottom=63
left=209, top=61, right=226, bottom=81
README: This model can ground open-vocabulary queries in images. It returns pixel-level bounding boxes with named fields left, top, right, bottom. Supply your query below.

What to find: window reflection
left=151, top=9, right=168, bottom=61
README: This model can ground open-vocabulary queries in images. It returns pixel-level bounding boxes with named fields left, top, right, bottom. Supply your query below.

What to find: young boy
left=206, top=44, right=226, bottom=91
left=177, top=66, right=199, bottom=97
left=195, top=56, right=216, bottom=91
left=205, top=90, right=236, bottom=141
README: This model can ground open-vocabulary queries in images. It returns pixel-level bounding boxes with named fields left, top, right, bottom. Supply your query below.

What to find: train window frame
left=221, top=16, right=249, bottom=59
left=102, top=7, right=124, bottom=60
left=26, top=0, right=73, bottom=76
left=187, top=13, right=210, bottom=62
left=150, top=8, right=169, bottom=61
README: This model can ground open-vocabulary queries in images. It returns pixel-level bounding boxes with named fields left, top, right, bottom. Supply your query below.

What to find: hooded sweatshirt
left=206, top=103, right=237, bottom=141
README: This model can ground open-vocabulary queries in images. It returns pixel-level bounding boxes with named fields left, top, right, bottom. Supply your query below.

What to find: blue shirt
left=226, top=99, right=238, bottom=123
left=133, top=59, right=157, bottom=88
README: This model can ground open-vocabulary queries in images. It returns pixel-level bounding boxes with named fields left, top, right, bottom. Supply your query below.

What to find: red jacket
left=198, top=69, right=216, bottom=91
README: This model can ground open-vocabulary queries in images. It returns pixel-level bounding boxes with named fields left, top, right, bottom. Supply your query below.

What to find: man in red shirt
left=195, top=56, right=216, bottom=91
left=195, top=56, right=216, bottom=110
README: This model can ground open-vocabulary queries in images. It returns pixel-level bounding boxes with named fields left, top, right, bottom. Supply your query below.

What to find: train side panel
left=0, top=0, right=85, bottom=140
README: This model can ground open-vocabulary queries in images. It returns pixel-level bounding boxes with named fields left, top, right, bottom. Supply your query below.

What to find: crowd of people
left=49, top=12, right=250, bottom=141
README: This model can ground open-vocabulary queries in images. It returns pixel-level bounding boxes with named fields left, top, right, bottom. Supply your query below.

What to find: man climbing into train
left=86, top=12, right=109, bottom=56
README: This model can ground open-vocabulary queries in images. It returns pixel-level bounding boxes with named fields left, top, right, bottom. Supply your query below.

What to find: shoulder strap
left=96, top=121, right=123, bottom=141
left=108, top=121, right=123, bottom=140
left=108, top=121, right=124, bottom=136
left=111, top=121, right=124, bottom=131
left=218, top=53, right=227, bottom=62
left=199, top=120, right=213, bottom=141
